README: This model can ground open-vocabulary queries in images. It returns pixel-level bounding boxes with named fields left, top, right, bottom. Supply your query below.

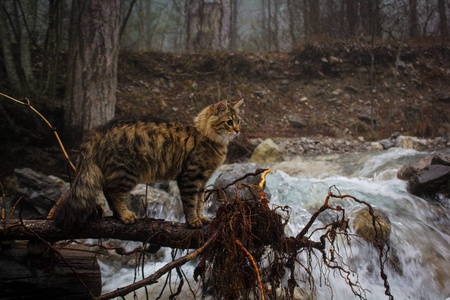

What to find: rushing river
left=98, top=147, right=450, bottom=300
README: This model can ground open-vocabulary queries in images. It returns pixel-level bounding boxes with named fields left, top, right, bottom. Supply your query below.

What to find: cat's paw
left=187, top=218, right=203, bottom=228
left=199, top=216, right=210, bottom=224
left=120, top=211, right=137, bottom=224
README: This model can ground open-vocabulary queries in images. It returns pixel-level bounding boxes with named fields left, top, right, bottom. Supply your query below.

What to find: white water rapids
left=98, top=147, right=450, bottom=299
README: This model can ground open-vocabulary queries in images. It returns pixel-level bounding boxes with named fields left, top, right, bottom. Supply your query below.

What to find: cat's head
left=195, top=99, right=244, bottom=144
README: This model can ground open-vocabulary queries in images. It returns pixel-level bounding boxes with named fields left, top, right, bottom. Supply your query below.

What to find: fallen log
left=0, top=242, right=101, bottom=299
left=0, top=217, right=320, bottom=252
left=1, top=217, right=208, bottom=249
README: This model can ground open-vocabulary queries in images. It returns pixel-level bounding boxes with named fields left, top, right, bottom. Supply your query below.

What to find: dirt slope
left=117, top=41, right=450, bottom=141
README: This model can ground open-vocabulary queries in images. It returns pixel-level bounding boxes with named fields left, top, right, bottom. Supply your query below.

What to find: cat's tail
left=53, top=159, right=103, bottom=231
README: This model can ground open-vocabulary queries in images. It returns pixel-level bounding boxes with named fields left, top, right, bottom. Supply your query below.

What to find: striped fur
left=53, top=99, right=243, bottom=230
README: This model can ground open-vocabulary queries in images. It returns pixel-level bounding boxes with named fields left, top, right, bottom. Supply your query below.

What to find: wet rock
left=351, top=207, right=391, bottom=244
left=129, top=184, right=184, bottom=221
left=395, top=135, right=427, bottom=149
left=370, top=142, right=384, bottom=150
left=212, top=163, right=269, bottom=205
left=398, top=153, right=450, bottom=197
left=397, top=156, right=432, bottom=180
left=379, top=139, right=395, bottom=149
left=431, top=152, right=450, bottom=166
left=408, top=164, right=450, bottom=196
left=249, top=138, right=283, bottom=163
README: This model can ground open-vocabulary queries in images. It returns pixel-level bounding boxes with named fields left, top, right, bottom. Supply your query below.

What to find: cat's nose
left=234, top=126, right=240, bottom=133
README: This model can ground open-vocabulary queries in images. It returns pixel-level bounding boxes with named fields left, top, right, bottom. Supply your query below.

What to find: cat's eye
left=227, top=120, right=233, bottom=126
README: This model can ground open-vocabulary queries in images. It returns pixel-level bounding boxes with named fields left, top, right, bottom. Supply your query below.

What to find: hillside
left=0, top=41, right=449, bottom=177
left=116, top=41, right=450, bottom=140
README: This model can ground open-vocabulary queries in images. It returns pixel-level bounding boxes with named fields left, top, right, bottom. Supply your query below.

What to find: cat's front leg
left=177, top=168, right=209, bottom=228
left=197, top=191, right=210, bottom=225
left=181, top=193, right=202, bottom=228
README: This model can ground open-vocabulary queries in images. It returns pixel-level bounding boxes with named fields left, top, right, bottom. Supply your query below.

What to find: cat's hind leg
left=103, top=169, right=137, bottom=224
left=103, top=190, right=137, bottom=224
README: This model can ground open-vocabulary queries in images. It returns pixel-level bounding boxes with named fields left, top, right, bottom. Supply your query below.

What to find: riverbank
left=247, top=135, right=449, bottom=161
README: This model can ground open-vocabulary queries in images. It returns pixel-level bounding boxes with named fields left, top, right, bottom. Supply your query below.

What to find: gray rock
left=4, top=168, right=69, bottom=218
left=408, top=164, right=450, bottom=196
left=208, top=163, right=271, bottom=215
left=287, top=115, right=308, bottom=129
left=249, top=138, right=283, bottom=163
left=370, top=142, right=384, bottom=150
left=379, top=139, right=395, bottom=149
left=395, top=135, right=427, bottom=150
left=358, top=109, right=377, bottom=124
left=397, top=156, right=432, bottom=180
left=436, top=92, right=450, bottom=102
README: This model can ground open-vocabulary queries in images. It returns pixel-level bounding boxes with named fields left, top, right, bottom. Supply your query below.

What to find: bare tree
left=287, top=0, right=303, bottom=45
left=437, top=0, right=448, bottom=39
left=409, top=0, right=420, bottom=38
left=0, top=0, right=37, bottom=93
left=345, top=0, right=359, bottom=36
left=65, top=0, right=120, bottom=143
left=185, top=0, right=232, bottom=51
left=308, top=0, right=322, bottom=35
left=360, top=0, right=382, bottom=38
left=0, top=0, right=21, bottom=91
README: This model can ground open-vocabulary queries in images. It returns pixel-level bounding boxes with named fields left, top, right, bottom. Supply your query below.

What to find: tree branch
left=0, top=218, right=208, bottom=250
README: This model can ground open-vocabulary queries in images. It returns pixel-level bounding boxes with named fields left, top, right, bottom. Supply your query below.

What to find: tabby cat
left=53, top=99, right=243, bottom=230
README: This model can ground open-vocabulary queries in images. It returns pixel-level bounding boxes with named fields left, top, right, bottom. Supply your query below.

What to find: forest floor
left=1, top=40, right=449, bottom=178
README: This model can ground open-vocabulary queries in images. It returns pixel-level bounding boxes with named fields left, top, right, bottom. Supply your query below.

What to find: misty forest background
left=0, top=0, right=449, bottom=176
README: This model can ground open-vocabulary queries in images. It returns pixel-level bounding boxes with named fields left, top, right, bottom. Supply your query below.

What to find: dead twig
left=95, top=225, right=223, bottom=300
left=0, top=92, right=76, bottom=171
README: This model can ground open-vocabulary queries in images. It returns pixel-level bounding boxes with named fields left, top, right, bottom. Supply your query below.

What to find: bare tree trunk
left=287, top=0, right=302, bottom=46
left=65, top=0, right=120, bottom=143
left=272, top=0, right=280, bottom=51
left=42, top=0, right=64, bottom=98
left=345, top=0, right=358, bottom=37
left=360, top=0, right=382, bottom=38
left=185, top=0, right=231, bottom=52
left=229, top=0, right=239, bottom=50
left=408, top=0, right=419, bottom=38
left=308, top=0, right=321, bottom=35
left=0, top=0, right=21, bottom=91
left=437, top=0, right=449, bottom=39
left=302, top=0, right=310, bottom=36
left=18, top=0, right=37, bottom=92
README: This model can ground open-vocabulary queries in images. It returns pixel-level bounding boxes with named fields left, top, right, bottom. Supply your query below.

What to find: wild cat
left=53, top=99, right=243, bottom=230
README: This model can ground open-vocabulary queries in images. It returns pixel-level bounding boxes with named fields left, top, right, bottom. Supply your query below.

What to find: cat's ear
left=215, top=99, right=228, bottom=114
left=232, top=99, right=244, bottom=109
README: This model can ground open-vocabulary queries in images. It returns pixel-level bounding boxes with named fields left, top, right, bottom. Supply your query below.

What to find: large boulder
left=395, top=135, right=427, bottom=150
left=350, top=207, right=391, bottom=244
left=397, top=156, right=432, bottom=180
left=208, top=163, right=271, bottom=215
left=398, top=153, right=450, bottom=197
left=409, top=164, right=450, bottom=196
left=249, top=138, right=283, bottom=163
left=3, top=168, right=69, bottom=218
